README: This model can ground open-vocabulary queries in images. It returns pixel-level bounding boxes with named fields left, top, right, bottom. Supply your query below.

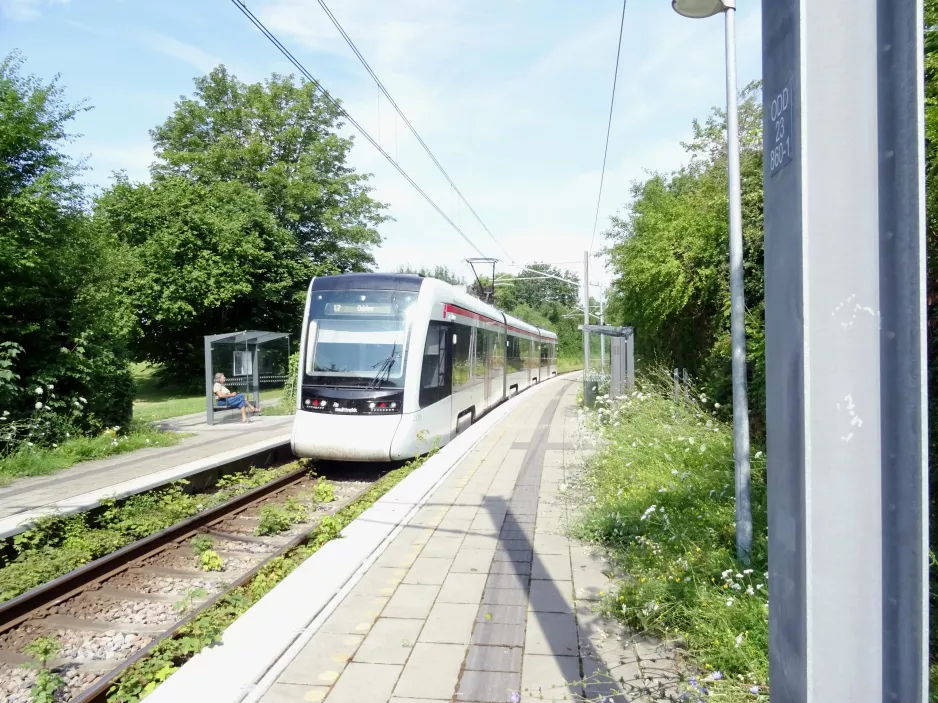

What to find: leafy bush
left=254, top=505, right=295, bottom=536
left=190, top=535, right=213, bottom=556
left=312, top=479, right=335, bottom=503
left=575, top=383, right=769, bottom=693
left=22, top=635, right=64, bottom=703
left=0, top=54, right=135, bottom=443
left=199, top=550, right=223, bottom=572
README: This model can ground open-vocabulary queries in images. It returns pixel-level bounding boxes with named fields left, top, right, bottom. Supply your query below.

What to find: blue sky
left=2, top=0, right=762, bottom=288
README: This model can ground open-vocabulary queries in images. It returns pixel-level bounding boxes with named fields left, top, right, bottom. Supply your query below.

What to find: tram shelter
left=204, top=331, right=291, bottom=425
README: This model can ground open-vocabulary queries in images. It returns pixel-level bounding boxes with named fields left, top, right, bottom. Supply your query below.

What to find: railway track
left=0, top=463, right=386, bottom=703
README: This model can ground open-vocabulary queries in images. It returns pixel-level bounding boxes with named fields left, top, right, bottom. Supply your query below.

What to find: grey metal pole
left=723, top=5, right=752, bottom=563
left=673, top=368, right=680, bottom=417
left=763, top=2, right=927, bottom=700
left=204, top=336, right=213, bottom=426
left=582, top=250, right=590, bottom=382
left=625, top=330, right=634, bottom=389
left=599, top=291, right=605, bottom=375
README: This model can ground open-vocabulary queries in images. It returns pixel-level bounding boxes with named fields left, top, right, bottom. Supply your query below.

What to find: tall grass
left=0, top=422, right=179, bottom=484
left=574, top=379, right=769, bottom=698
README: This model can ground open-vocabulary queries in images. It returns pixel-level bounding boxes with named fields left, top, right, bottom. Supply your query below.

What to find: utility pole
left=763, top=2, right=927, bottom=701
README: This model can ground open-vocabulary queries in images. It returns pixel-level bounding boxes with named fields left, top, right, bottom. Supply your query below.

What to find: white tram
left=291, top=273, right=558, bottom=461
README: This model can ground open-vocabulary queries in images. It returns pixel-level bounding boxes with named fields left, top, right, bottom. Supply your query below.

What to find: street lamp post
left=671, top=0, right=751, bottom=562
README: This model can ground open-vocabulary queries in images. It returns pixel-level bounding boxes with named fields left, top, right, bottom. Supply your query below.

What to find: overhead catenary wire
left=229, top=0, right=487, bottom=258
left=312, top=0, right=516, bottom=264
left=588, top=0, right=628, bottom=257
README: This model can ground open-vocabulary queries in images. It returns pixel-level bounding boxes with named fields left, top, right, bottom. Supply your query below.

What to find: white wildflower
left=111, top=440, right=118, bottom=447
left=34, top=387, right=43, bottom=395
left=688, top=436, right=695, bottom=445
left=1, top=410, right=7, bottom=416
left=735, top=633, right=744, bottom=648
left=721, top=569, right=733, bottom=579
left=34, top=402, right=42, bottom=409
left=79, top=397, right=87, bottom=404
left=755, top=451, right=763, bottom=459
left=726, top=598, right=734, bottom=607
left=746, top=585, right=755, bottom=595
left=699, top=444, right=707, bottom=453
left=714, top=402, right=721, bottom=408
left=640, top=505, right=657, bottom=521
left=47, top=384, right=54, bottom=390
left=756, top=584, right=764, bottom=590
left=743, top=568, right=753, bottom=575
left=671, top=469, right=679, bottom=476
left=730, top=582, right=742, bottom=590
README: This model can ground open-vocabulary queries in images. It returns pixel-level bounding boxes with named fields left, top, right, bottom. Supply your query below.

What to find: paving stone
left=320, top=596, right=389, bottom=634
left=393, top=642, right=465, bottom=700
left=375, top=545, right=423, bottom=569
left=532, top=534, right=570, bottom=556
left=476, top=604, right=526, bottom=625
left=456, top=670, right=521, bottom=703
left=446, top=505, right=480, bottom=521
left=403, top=557, right=453, bottom=585
left=352, top=567, right=408, bottom=596
left=486, top=572, right=530, bottom=590
left=382, top=584, right=440, bottom=619
left=464, top=645, right=523, bottom=673
left=531, top=554, right=572, bottom=581
left=470, top=622, right=525, bottom=647
left=327, top=662, right=402, bottom=703
left=418, top=602, right=477, bottom=644
left=437, top=572, right=487, bottom=603
left=354, top=618, right=423, bottom=665
left=572, top=567, right=610, bottom=601
left=528, top=579, right=574, bottom=614
left=462, top=533, right=500, bottom=549
left=519, top=654, right=581, bottom=703
left=451, top=549, right=495, bottom=574
left=488, top=560, right=531, bottom=576
left=420, top=535, right=464, bottom=559
left=524, top=612, right=579, bottom=656
left=493, top=548, right=533, bottom=563
left=261, top=682, right=330, bottom=702
left=494, top=539, right=532, bottom=552
left=279, top=633, right=363, bottom=686
left=582, top=656, right=630, bottom=699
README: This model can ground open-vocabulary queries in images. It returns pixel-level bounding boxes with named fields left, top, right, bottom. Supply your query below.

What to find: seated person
left=213, top=373, right=258, bottom=423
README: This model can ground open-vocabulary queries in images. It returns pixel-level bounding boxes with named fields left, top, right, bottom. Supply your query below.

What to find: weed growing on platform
left=575, top=381, right=769, bottom=698
left=0, top=421, right=179, bottom=484
left=0, top=463, right=303, bottom=602
left=22, top=635, right=63, bottom=703
left=105, top=449, right=436, bottom=703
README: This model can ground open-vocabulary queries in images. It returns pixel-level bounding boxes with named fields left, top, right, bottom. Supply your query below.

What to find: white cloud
left=140, top=31, right=224, bottom=74
left=1, top=0, right=68, bottom=21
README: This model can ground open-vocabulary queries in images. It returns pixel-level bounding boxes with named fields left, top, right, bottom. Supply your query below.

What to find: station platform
left=149, top=374, right=681, bottom=703
left=0, top=413, right=291, bottom=539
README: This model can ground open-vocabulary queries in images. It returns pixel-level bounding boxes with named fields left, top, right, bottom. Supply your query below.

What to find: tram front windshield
left=304, top=290, right=416, bottom=388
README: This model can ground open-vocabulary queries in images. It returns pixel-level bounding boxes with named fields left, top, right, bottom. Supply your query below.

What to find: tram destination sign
left=329, top=302, right=395, bottom=315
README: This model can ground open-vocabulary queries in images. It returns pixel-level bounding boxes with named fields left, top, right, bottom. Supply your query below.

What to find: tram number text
left=767, top=79, right=793, bottom=176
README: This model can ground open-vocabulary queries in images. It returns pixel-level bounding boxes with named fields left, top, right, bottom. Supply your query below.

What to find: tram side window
left=508, top=335, right=523, bottom=372
left=420, top=322, right=452, bottom=407
left=452, top=323, right=473, bottom=391
left=540, top=343, right=549, bottom=366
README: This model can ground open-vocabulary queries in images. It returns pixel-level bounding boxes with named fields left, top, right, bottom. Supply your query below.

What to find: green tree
left=97, top=66, right=389, bottom=379
left=395, top=264, right=465, bottom=286
left=150, top=67, right=387, bottom=273
left=0, top=52, right=133, bottom=432
left=95, top=176, right=312, bottom=377
left=605, top=81, right=765, bottom=430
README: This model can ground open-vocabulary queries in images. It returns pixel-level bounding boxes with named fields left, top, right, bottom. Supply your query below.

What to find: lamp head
left=671, top=0, right=734, bottom=18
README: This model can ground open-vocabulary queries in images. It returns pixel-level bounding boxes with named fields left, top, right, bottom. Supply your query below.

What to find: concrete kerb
left=0, top=434, right=291, bottom=540
left=145, top=375, right=572, bottom=703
